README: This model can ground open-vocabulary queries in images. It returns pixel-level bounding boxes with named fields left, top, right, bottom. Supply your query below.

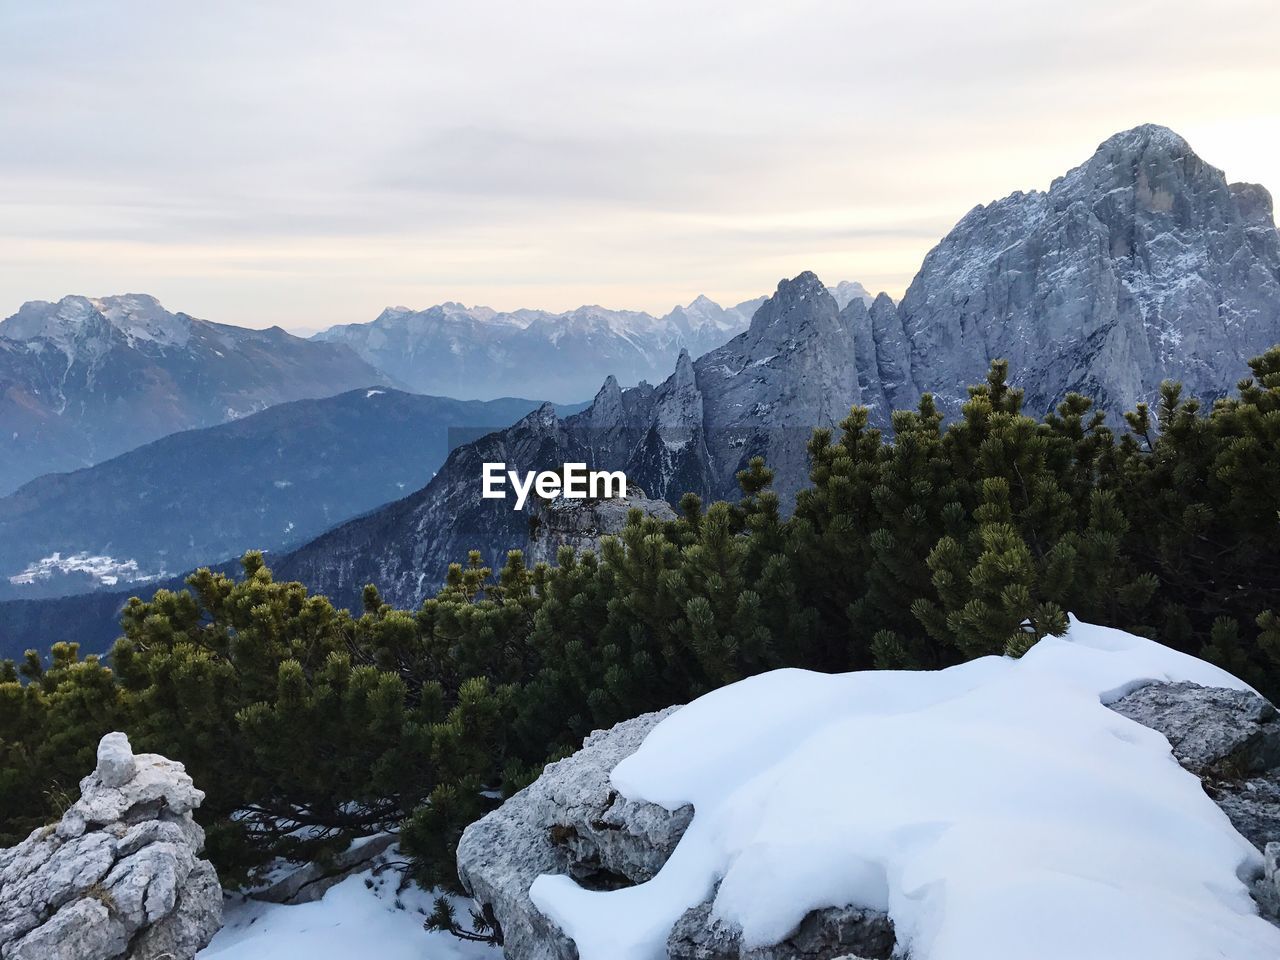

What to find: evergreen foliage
left=2, top=352, right=1278, bottom=892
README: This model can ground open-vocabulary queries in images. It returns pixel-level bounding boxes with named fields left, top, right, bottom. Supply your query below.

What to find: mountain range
left=0, top=295, right=390, bottom=495
left=272, top=124, right=1280, bottom=610
left=307, top=283, right=873, bottom=404
left=309, top=295, right=766, bottom=403
left=273, top=270, right=862, bottom=609
left=2, top=123, right=1277, bottom=647
left=0, top=389, right=586, bottom=600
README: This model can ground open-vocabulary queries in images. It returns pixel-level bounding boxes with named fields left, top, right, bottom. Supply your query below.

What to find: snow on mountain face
left=0, top=294, right=192, bottom=355
left=892, top=123, right=1280, bottom=419
left=311, top=294, right=771, bottom=403
left=0, top=295, right=390, bottom=495
left=533, top=618, right=1280, bottom=960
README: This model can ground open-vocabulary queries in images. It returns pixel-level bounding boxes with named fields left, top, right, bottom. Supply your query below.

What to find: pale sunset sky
left=1, top=0, right=1277, bottom=331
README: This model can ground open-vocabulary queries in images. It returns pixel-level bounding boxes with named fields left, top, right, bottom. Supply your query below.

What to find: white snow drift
left=531, top=617, right=1280, bottom=960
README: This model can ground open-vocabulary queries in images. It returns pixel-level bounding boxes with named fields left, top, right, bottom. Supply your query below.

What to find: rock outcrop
left=457, top=708, right=692, bottom=960
left=666, top=898, right=895, bottom=960
left=1109, top=680, right=1280, bottom=919
left=458, top=679, right=1280, bottom=959
left=526, top=486, right=678, bottom=566
left=456, top=706, right=897, bottom=960
left=0, top=732, right=222, bottom=960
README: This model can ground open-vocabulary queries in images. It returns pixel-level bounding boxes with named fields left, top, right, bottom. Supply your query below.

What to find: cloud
left=0, top=0, right=1277, bottom=326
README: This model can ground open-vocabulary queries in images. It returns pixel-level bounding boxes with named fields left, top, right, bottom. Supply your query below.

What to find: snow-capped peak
left=0, top=294, right=192, bottom=354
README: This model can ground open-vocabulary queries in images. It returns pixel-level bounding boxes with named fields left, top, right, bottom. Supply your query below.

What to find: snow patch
left=8, top=551, right=159, bottom=587
left=531, top=617, right=1280, bottom=960
left=201, top=853, right=496, bottom=960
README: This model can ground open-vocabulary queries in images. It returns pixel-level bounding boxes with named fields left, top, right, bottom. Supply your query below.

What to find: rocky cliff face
left=893, top=124, right=1280, bottom=419
left=0, top=294, right=390, bottom=495
left=0, top=732, right=222, bottom=960
left=455, top=680, right=1280, bottom=960
left=276, top=273, right=860, bottom=609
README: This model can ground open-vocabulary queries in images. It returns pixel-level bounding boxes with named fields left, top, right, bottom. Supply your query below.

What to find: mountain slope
left=274, top=273, right=858, bottom=609
left=0, top=294, right=392, bottom=494
left=0, top=389, right=584, bottom=599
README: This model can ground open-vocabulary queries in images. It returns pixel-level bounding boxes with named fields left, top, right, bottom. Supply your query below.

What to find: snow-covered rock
left=203, top=844, right=495, bottom=960
left=469, top=619, right=1280, bottom=960
left=456, top=707, right=692, bottom=960
left=0, top=732, right=222, bottom=960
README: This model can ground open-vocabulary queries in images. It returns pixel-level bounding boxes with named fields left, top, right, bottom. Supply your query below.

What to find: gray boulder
left=1110, top=681, right=1280, bottom=923
left=249, top=832, right=397, bottom=905
left=667, top=897, right=894, bottom=960
left=457, top=707, right=692, bottom=960
left=1109, top=681, right=1280, bottom=852
left=1109, top=681, right=1280, bottom=778
left=0, top=732, right=222, bottom=960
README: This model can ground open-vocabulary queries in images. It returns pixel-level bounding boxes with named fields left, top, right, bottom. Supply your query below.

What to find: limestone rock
left=666, top=897, right=895, bottom=960
left=0, top=732, right=222, bottom=960
left=1109, top=681, right=1280, bottom=777
left=457, top=707, right=691, bottom=960
left=1110, top=681, right=1280, bottom=924
left=1109, top=680, right=1280, bottom=854
left=250, top=832, right=397, bottom=905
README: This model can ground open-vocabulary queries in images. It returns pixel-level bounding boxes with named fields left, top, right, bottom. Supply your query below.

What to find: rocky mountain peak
left=1, top=294, right=193, bottom=353
left=747, top=271, right=832, bottom=334
left=898, top=123, right=1280, bottom=420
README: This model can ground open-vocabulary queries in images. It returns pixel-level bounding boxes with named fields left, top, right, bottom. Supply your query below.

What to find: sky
left=1, top=0, right=1278, bottom=333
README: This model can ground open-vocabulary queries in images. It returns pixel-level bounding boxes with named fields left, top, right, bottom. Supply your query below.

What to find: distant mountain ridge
left=5, top=123, right=1278, bottom=651
left=270, top=124, right=1280, bottom=613
left=0, top=388, right=585, bottom=599
left=0, top=294, right=391, bottom=494
left=308, top=286, right=870, bottom=403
